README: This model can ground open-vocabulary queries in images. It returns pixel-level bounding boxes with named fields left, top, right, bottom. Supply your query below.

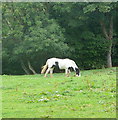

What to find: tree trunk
left=100, top=16, right=113, bottom=68
left=28, top=61, right=37, bottom=74
left=21, top=61, right=30, bottom=75
left=107, top=44, right=112, bottom=68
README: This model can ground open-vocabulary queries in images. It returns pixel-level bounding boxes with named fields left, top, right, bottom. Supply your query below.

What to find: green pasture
left=2, top=67, right=116, bottom=118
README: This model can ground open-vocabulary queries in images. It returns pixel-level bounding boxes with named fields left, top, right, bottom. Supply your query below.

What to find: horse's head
left=74, top=74, right=81, bottom=77
left=75, top=68, right=81, bottom=77
left=76, top=74, right=81, bottom=77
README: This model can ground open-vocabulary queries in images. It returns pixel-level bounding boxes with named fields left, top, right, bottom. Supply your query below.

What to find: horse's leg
left=68, top=69, right=71, bottom=77
left=44, top=67, right=50, bottom=77
left=65, top=69, right=69, bottom=77
left=50, top=68, right=54, bottom=78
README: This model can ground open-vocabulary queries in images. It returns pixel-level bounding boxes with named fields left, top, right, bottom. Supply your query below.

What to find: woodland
left=2, top=2, right=118, bottom=74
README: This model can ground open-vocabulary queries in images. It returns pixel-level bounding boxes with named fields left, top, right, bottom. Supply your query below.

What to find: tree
left=83, top=2, right=117, bottom=68
left=50, top=3, right=107, bottom=69
left=2, top=3, right=70, bottom=74
left=2, top=2, right=118, bottom=74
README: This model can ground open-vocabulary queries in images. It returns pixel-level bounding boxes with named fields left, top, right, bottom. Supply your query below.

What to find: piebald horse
left=41, top=58, right=81, bottom=77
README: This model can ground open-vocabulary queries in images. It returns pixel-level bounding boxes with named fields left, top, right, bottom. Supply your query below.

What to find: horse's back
left=46, top=58, right=77, bottom=69
left=64, top=59, right=77, bottom=67
left=60, top=58, right=77, bottom=69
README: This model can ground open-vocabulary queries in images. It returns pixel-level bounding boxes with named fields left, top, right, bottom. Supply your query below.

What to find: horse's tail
left=41, top=62, right=48, bottom=74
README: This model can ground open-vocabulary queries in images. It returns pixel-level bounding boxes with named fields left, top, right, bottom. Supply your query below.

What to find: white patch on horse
left=41, top=58, right=80, bottom=77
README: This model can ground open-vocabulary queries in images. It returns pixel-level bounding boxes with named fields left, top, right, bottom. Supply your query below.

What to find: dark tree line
left=2, top=2, right=118, bottom=75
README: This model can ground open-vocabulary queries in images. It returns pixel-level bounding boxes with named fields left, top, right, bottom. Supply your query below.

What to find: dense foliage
left=2, top=2, right=118, bottom=75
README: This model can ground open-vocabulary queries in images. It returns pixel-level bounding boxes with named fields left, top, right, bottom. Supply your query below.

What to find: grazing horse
left=41, top=58, right=81, bottom=77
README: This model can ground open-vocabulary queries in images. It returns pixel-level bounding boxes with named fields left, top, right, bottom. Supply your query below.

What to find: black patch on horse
left=51, top=61, right=60, bottom=72
left=75, top=68, right=80, bottom=76
left=51, top=65, right=56, bottom=68
left=68, top=67, right=73, bottom=71
left=55, top=61, right=59, bottom=69
left=55, top=61, right=58, bottom=66
left=51, top=61, right=59, bottom=69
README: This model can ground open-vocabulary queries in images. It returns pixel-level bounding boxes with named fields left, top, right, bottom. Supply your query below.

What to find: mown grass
left=2, top=67, right=116, bottom=118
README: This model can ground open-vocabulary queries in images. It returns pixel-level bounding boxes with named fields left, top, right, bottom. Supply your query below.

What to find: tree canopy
left=2, top=2, right=118, bottom=75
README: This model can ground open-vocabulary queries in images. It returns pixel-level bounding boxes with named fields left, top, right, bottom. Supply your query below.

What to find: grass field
left=2, top=67, right=116, bottom=118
